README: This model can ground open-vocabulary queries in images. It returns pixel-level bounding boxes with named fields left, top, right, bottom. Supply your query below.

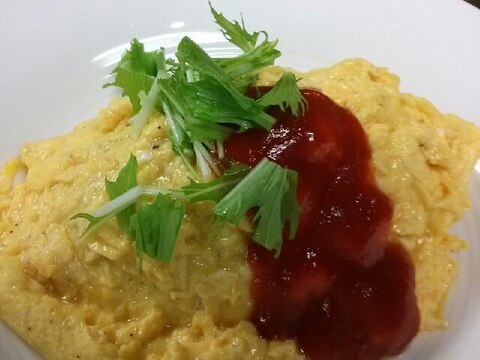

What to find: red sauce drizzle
left=224, top=89, right=419, bottom=360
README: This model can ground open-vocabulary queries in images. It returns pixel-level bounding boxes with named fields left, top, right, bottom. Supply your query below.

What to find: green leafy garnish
left=105, top=154, right=138, bottom=234
left=74, top=155, right=300, bottom=261
left=72, top=155, right=140, bottom=240
left=182, top=164, right=249, bottom=203
left=76, top=4, right=306, bottom=262
left=210, top=3, right=280, bottom=90
left=105, top=5, right=304, bottom=181
left=104, top=39, right=163, bottom=114
left=214, top=158, right=300, bottom=257
left=216, top=40, right=280, bottom=92
left=71, top=186, right=143, bottom=241
left=258, top=72, right=307, bottom=116
left=176, top=37, right=276, bottom=131
left=210, top=4, right=260, bottom=52
left=74, top=157, right=250, bottom=261
left=129, top=194, right=184, bottom=262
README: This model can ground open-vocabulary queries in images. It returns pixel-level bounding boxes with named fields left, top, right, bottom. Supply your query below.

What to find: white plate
left=1, top=0, right=480, bottom=359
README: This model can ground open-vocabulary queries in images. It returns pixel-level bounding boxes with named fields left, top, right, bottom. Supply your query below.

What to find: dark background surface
left=465, top=0, right=480, bottom=8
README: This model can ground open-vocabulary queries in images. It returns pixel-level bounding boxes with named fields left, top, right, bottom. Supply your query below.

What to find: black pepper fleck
left=152, top=144, right=159, bottom=150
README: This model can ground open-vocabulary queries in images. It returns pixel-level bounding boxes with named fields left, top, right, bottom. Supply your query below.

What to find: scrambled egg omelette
left=1, top=59, right=479, bottom=359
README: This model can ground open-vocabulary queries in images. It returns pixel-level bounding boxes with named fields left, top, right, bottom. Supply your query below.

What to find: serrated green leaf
left=176, top=37, right=276, bottom=131
left=181, top=164, right=249, bottom=203
left=210, top=3, right=259, bottom=52
left=104, top=39, right=164, bottom=114
left=214, top=158, right=300, bottom=257
left=257, top=72, right=307, bottom=116
left=71, top=212, right=110, bottom=241
left=130, top=194, right=185, bottom=262
left=217, top=40, right=280, bottom=91
left=105, top=155, right=138, bottom=235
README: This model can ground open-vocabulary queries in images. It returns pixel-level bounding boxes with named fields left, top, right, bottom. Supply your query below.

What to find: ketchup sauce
left=224, top=89, right=419, bottom=360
